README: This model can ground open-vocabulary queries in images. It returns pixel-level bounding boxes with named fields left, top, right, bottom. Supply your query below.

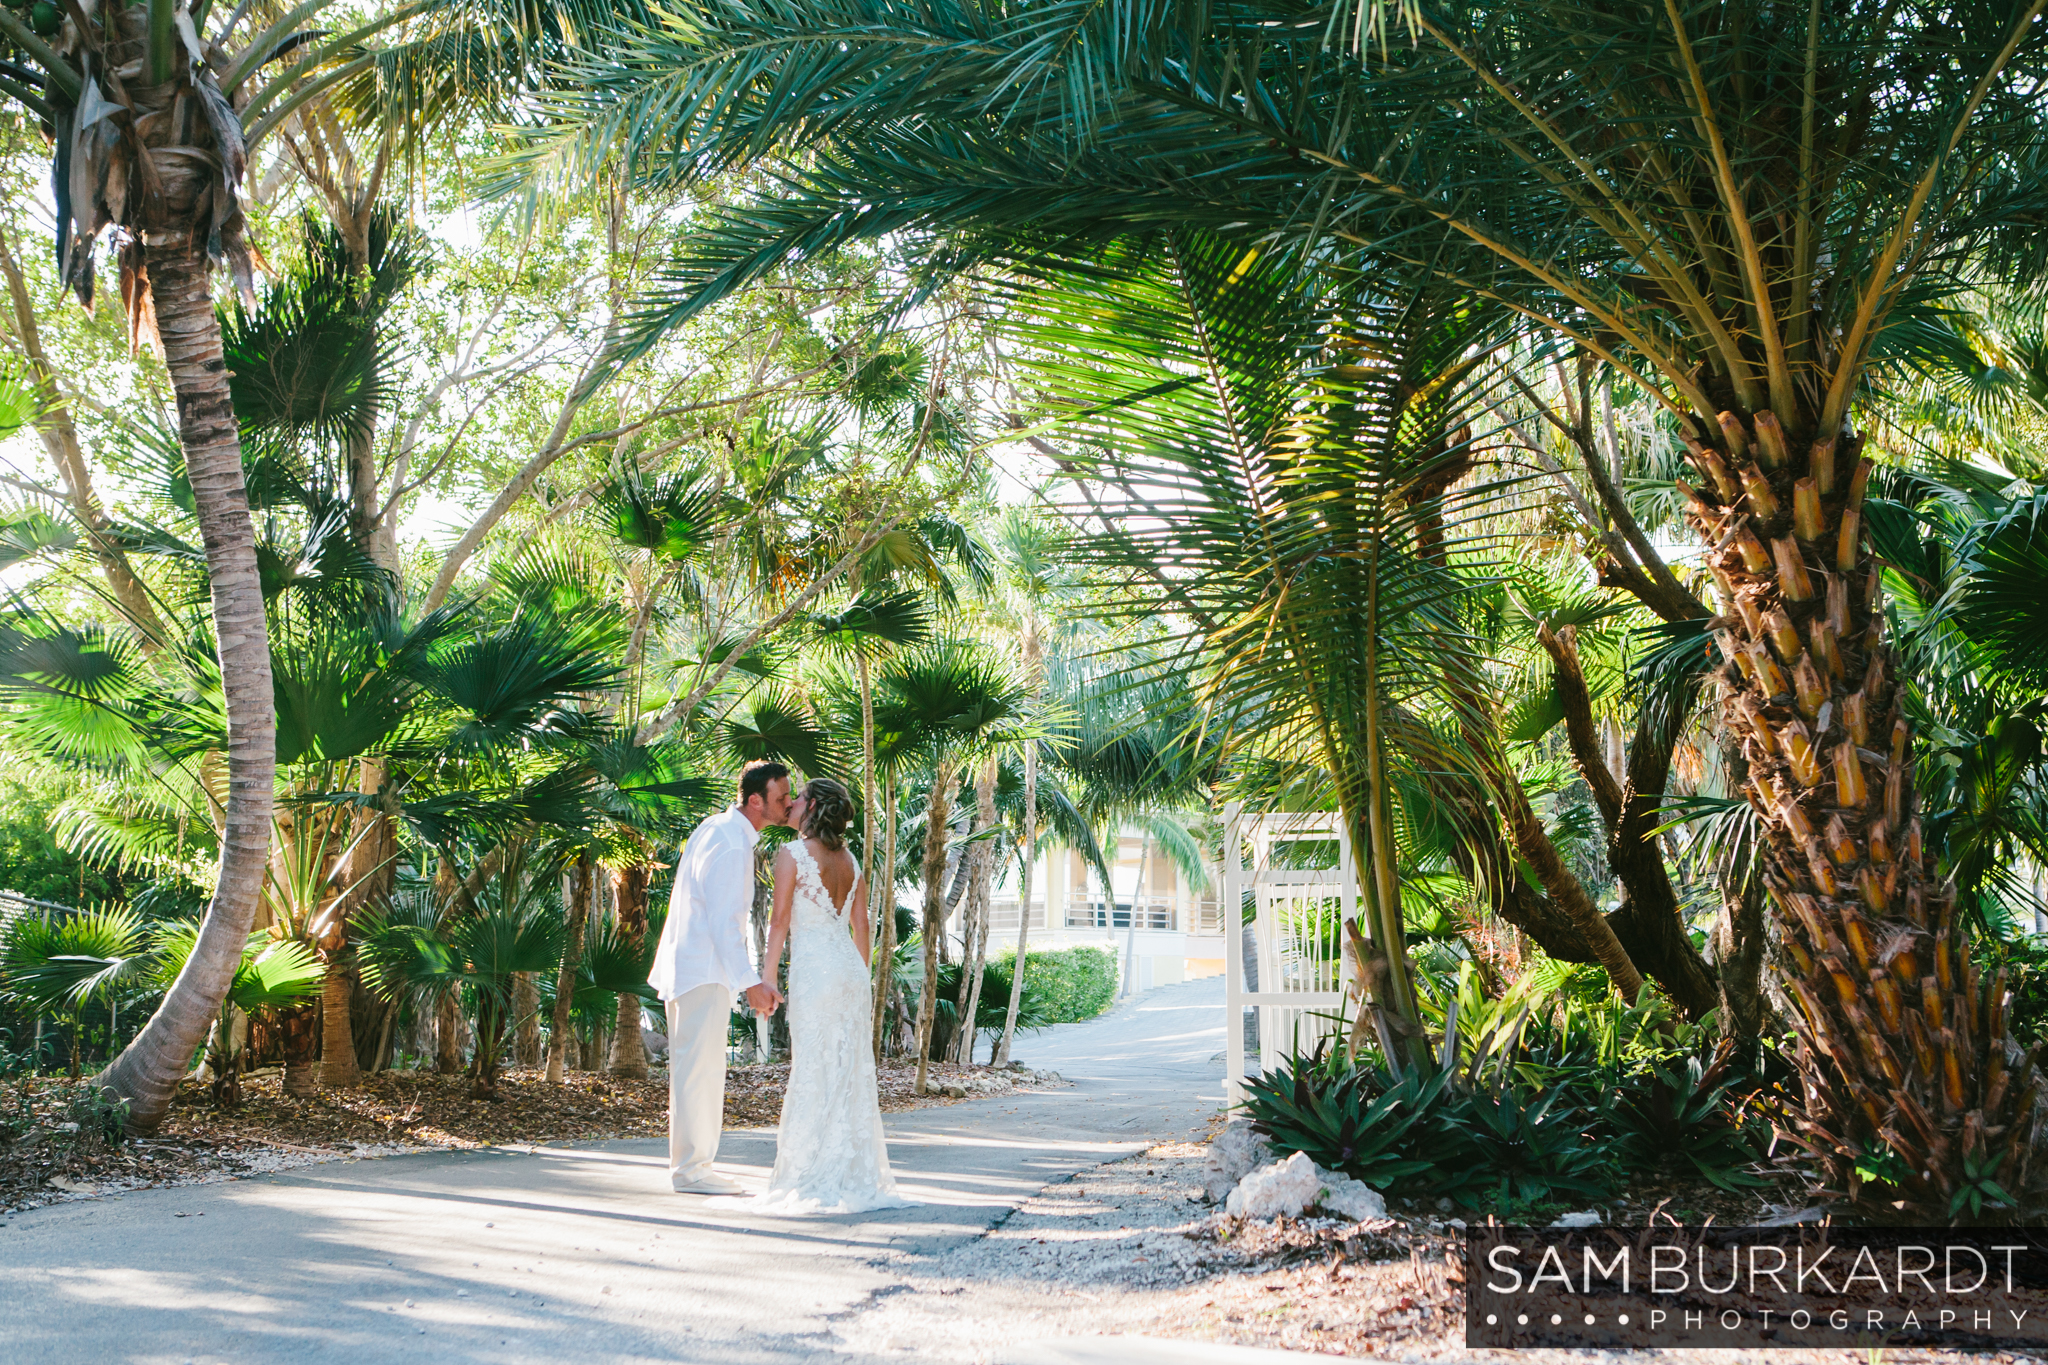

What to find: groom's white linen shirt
left=648, top=806, right=762, bottom=1002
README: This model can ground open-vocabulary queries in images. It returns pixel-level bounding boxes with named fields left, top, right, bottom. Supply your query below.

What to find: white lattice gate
left=1221, top=803, right=1366, bottom=1104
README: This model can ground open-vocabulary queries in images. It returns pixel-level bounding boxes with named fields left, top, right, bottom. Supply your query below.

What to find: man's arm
left=706, top=830, right=765, bottom=995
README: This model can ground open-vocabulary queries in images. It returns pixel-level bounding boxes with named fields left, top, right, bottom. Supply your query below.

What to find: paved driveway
left=0, top=977, right=1228, bottom=1365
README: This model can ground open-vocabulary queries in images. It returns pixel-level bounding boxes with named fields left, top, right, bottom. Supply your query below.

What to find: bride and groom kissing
left=647, top=760, right=911, bottom=1214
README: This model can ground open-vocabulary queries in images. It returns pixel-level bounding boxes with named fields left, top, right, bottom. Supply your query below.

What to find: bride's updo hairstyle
left=800, top=777, right=856, bottom=851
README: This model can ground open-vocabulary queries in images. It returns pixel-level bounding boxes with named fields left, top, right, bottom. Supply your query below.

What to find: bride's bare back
left=806, top=837, right=859, bottom=911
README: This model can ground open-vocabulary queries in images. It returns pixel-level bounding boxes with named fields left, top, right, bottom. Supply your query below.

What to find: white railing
left=1062, top=894, right=1177, bottom=932
left=1222, top=803, right=1363, bottom=1102
left=987, top=900, right=1049, bottom=933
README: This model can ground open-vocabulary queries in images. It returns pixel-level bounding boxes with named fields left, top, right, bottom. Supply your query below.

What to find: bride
left=737, top=776, right=912, bottom=1214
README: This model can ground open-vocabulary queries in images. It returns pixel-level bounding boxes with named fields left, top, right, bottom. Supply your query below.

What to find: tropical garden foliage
left=1, top=0, right=2045, bottom=1225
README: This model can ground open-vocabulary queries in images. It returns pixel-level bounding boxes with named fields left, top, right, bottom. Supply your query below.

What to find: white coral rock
left=1202, top=1118, right=1276, bottom=1202
left=1313, top=1169, right=1388, bottom=1222
left=1226, top=1150, right=1325, bottom=1219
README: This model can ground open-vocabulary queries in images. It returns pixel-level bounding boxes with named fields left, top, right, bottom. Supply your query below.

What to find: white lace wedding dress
left=744, top=841, right=912, bottom=1214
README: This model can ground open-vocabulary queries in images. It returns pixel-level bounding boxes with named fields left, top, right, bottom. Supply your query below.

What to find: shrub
left=1604, top=1044, right=1773, bottom=1191
left=995, top=945, right=1116, bottom=1023
left=1242, top=961, right=1778, bottom=1212
left=1240, top=1056, right=1442, bottom=1189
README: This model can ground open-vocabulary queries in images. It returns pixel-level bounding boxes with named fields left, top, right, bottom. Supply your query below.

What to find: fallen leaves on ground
left=162, top=1060, right=1063, bottom=1150
left=1154, top=1216, right=1464, bottom=1356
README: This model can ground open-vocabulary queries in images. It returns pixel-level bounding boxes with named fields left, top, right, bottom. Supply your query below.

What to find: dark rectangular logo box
left=1467, top=1227, right=2048, bottom=1349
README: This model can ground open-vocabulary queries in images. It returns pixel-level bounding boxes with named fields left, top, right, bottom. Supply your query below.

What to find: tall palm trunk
left=913, top=763, right=955, bottom=1094
left=545, top=855, right=594, bottom=1084
left=859, top=653, right=880, bottom=1019
left=951, top=756, right=998, bottom=1063
left=608, top=858, right=651, bottom=1079
left=997, top=621, right=1043, bottom=1065
left=1122, top=834, right=1151, bottom=998
left=870, top=774, right=900, bottom=1061
left=93, top=244, right=276, bottom=1132
left=1684, top=408, right=2039, bottom=1212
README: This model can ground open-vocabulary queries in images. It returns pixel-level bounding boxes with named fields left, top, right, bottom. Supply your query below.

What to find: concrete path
left=0, top=977, right=1233, bottom=1365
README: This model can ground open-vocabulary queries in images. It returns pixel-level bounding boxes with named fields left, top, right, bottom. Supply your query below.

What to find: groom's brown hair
left=738, top=760, right=790, bottom=808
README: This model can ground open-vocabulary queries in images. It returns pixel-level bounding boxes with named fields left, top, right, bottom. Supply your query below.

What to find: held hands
left=743, top=981, right=783, bottom=1016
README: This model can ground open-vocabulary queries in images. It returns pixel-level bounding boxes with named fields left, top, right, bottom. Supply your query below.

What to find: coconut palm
left=0, top=0, right=438, bottom=1130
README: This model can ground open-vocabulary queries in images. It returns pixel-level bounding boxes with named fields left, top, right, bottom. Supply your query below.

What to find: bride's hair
left=800, top=777, right=856, bottom=851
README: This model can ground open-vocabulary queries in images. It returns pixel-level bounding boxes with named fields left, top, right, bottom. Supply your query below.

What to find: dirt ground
left=849, top=1141, right=2040, bottom=1365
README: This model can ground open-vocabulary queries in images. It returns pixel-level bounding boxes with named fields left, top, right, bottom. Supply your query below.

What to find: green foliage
left=1605, top=1048, right=1773, bottom=1192
left=1244, top=965, right=1777, bottom=1211
left=1238, top=1059, right=1441, bottom=1190
left=1975, top=936, right=2048, bottom=1052
left=0, top=766, right=132, bottom=906
left=929, top=956, right=1057, bottom=1062
left=996, top=945, right=1115, bottom=1024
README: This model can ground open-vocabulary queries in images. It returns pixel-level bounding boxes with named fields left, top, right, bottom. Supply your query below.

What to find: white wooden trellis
left=1221, top=802, right=1367, bottom=1104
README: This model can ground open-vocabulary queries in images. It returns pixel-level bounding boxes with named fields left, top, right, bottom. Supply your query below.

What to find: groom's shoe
left=672, top=1172, right=745, bottom=1195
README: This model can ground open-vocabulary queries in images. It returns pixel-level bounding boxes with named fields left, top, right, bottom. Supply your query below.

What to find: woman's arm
left=760, top=847, right=797, bottom=1000
left=850, top=871, right=871, bottom=964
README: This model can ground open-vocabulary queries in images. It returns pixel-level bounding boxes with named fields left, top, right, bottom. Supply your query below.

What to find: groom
left=649, top=760, right=791, bottom=1193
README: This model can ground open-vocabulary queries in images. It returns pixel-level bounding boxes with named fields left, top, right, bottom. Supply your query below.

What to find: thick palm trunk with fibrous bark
left=92, top=244, right=275, bottom=1131
left=608, top=861, right=651, bottom=1079
left=1683, top=409, right=2041, bottom=1213
left=912, top=765, right=954, bottom=1094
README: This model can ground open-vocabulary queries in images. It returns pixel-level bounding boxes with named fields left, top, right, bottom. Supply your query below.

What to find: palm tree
left=808, top=587, right=933, bottom=1022
left=984, top=510, right=1067, bottom=1065
left=0, top=0, right=433, bottom=1130
left=356, top=864, right=567, bottom=1099
left=526, top=0, right=2048, bottom=1210
left=1005, top=238, right=1514, bottom=1062
left=871, top=642, right=1031, bottom=1093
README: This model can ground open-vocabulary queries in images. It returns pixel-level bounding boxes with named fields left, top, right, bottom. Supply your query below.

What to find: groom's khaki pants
left=666, top=984, right=730, bottom=1186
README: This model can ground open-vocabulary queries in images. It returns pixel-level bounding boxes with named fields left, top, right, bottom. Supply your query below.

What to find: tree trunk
left=608, top=860, right=651, bottom=1079
left=92, top=244, right=276, bottom=1132
left=1682, top=409, right=2042, bottom=1213
left=435, top=989, right=465, bottom=1075
left=279, top=1001, right=321, bottom=1097
left=871, top=774, right=900, bottom=1061
left=997, top=621, right=1042, bottom=1065
left=1121, top=835, right=1150, bottom=999
left=1537, top=621, right=1717, bottom=1017
left=952, top=755, right=998, bottom=1063
left=316, top=959, right=359, bottom=1088
left=512, top=973, right=542, bottom=1068
left=913, top=764, right=954, bottom=1094
left=545, top=855, right=593, bottom=1084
